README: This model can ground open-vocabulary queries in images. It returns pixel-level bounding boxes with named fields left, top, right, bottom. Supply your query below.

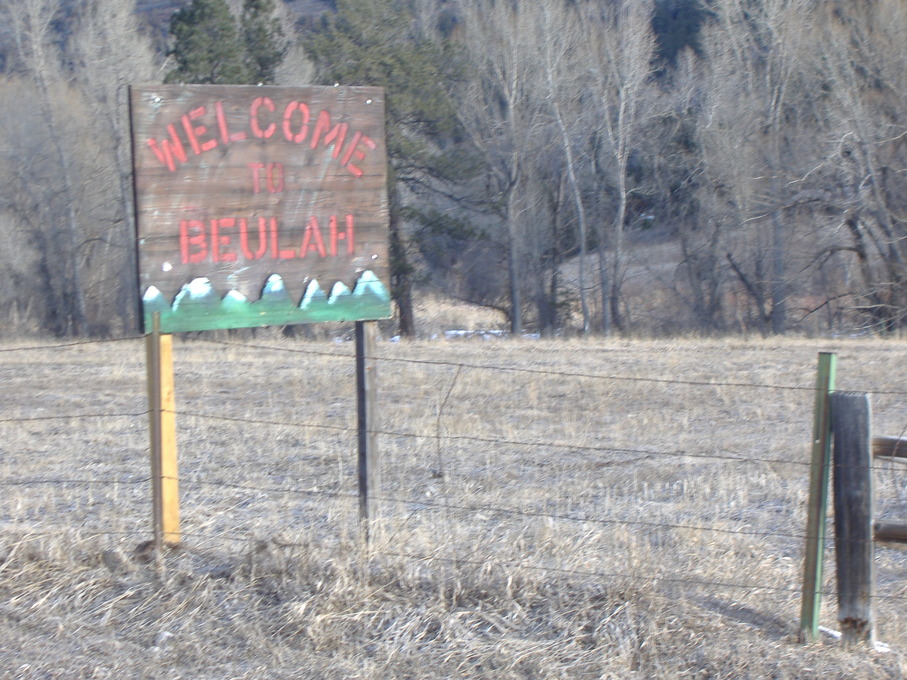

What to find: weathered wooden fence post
left=831, top=391, right=875, bottom=647
left=356, top=320, right=379, bottom=542
left=800, top=352, right=836, bottom=642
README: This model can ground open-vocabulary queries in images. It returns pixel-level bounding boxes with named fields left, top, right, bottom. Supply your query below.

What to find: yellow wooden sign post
left=146, top=312, right=180, bottom=548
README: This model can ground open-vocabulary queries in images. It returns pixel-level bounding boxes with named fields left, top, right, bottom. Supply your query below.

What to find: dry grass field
left=2, top=328, right=907, bottom=678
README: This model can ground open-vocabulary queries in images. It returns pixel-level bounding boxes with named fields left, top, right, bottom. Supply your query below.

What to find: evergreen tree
left=241, top=0, right=287, bottom=84
left=165, top=0, right=287, bottom=85
left=165, top=0, right=247, bottom=84
left=652, top=0, right=709, bottom=67
left=304, top=0, right=471, bottom=336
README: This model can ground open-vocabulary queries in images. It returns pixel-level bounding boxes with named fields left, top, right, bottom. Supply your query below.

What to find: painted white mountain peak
left=259, top=273, right=293, bottom=304
left=172, top=277, right=218, bottom=310
left=143, top=286, right=163, bottom=303
left=352, top=270, right=389, bottom=298
left=328, top=281, right=351, bottom=303
left=221, top=289, right=248, bottom=312
left=300, top=279, right=326, bottom=309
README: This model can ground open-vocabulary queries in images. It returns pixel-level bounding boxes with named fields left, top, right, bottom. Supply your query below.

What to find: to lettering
left=248, top=162, right=284, bottom=193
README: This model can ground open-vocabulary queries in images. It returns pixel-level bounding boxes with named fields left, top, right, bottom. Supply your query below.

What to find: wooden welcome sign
left=130, top=84, right=391, bottom=333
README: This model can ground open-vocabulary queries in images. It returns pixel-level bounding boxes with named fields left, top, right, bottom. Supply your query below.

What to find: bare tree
left=0, top=0, right=167, bottom=336
left=71, top=0, right=156, bottom=333
left=456, top=0, right=548, bottom=334
left=535, top=0, right=594, bottom=334
left=699, top=0, right=819, bottom=334
left=582, top=0, right=659, bottom=333
left=651, top=50, right=729, bottom=332
left=809, top=0, right=907, bottom=332
left=1, top=0, right=89, bottom=335
left=533, top=0, right=592, bottom=334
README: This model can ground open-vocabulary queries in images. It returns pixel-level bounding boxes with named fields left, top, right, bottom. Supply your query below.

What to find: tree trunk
left=770, top=208, right=787, bottom=334
left=506, top=184, right=523, bottom=335
left=387, top=164, right=415, bottom=337
left=549, top=98, right=590, bottom=334
left=597, top=246, right=611, bottom=336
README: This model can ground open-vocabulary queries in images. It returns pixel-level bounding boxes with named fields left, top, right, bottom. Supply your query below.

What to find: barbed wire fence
left=1, top=335, right=907, bottom=617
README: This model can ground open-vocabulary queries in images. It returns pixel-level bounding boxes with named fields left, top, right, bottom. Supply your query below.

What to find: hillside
left=2, top=1, right=906, bottom=340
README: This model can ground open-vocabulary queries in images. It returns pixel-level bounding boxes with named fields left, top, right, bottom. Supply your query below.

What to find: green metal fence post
left=799, top=351, right=837, bottom=642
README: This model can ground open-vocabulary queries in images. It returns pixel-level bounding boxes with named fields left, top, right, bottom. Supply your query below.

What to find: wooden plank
left=799, top=352, right=836, bottom=643
left=872, top=436, right=907, bottom=459
left=130, top=84, right=391, bottom=333
left=356, top=320, right=379, bottom=541
left=831, top=392, right=876, bottom=647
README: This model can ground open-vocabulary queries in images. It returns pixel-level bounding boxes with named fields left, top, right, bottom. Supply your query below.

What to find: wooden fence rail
left=873, top=435, right=907, bottom=461
left=871, top=435, right=907, bottom=545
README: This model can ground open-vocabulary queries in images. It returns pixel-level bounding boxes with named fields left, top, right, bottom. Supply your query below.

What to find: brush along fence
left=3, top=338, right=907, bottom=652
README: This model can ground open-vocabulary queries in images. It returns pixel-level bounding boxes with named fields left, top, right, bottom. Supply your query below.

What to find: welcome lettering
left=146, top=96, right=377, bottom=177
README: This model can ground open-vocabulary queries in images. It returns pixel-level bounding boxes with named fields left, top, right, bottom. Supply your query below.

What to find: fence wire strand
left=2, top=335, right=907, bottom=613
